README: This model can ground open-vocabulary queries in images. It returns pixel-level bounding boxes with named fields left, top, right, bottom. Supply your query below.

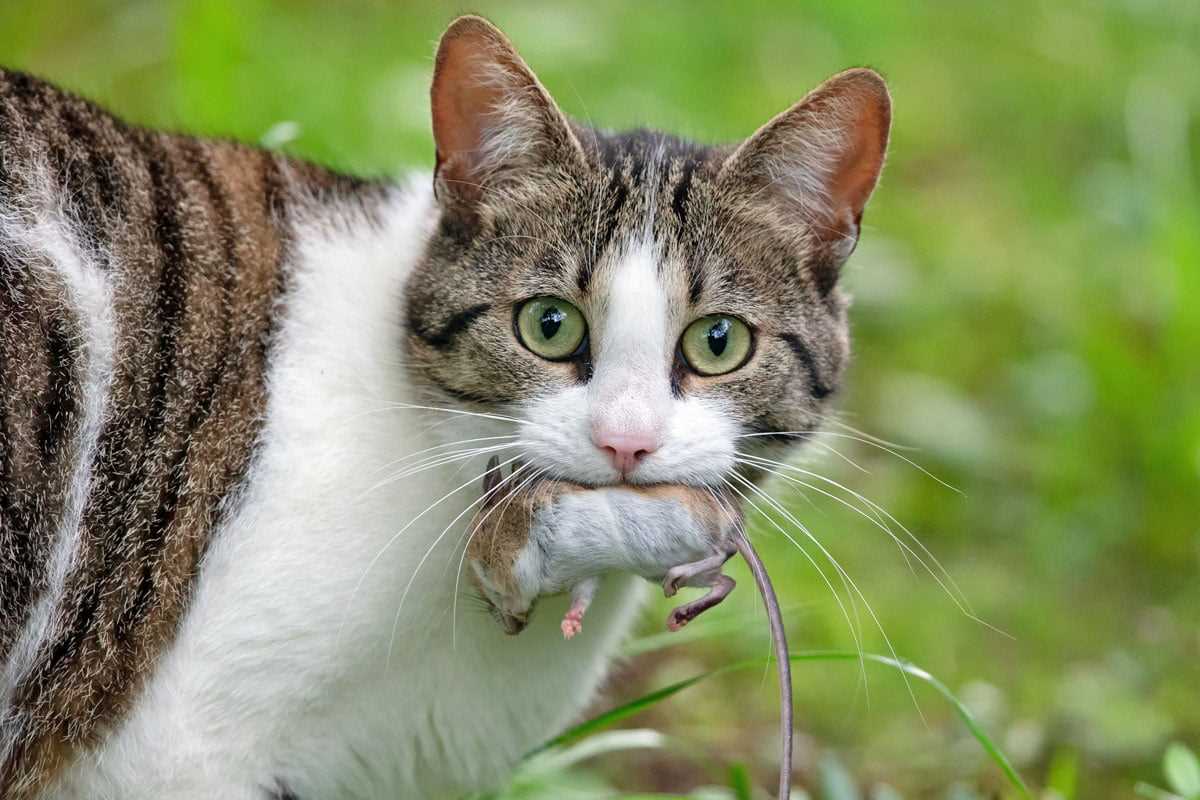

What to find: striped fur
left=0, top=14, right=889, bottom=799
left=0, top=69, right=381, bottom=796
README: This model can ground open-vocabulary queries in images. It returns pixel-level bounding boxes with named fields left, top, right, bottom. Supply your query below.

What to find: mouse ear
left=481, top=456, right=503, bottom=506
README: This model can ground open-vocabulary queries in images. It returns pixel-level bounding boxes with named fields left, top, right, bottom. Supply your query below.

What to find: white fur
left=54, top=178, right=648, bottom=799
left=532, top=488, right=731, bottom=591
left=0, top=187, right=116, bottom=737
left=518, top=238, right=739, bottom=487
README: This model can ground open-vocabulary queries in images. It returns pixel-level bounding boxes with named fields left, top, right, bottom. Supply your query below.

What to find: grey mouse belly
left=536, top=487, right=727, bottom=584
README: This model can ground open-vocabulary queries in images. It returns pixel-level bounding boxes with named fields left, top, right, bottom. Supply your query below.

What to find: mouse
left=465, top=457, right=794, bottom=799
left=466, top=458, right=743, bottom=638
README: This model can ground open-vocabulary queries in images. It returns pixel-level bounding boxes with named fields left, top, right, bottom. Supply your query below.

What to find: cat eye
left=515, top=297, right=588, bottom=361
left=680, top=314, right=753, bottom=376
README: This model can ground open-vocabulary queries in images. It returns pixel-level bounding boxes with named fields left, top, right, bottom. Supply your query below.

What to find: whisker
left=739, top=454, right=919, bottom=575
left=369, top=434, right=520, bottom=478
left=700, top=485, right=779, bottom=681
left=721, top=475, right=868, bottom=694
left=728, top=471, right=928, bottom=718
left=808, top=439, right=871, bottom=475
left=818, top=431, right=962, bottom=494
left=335, top=453, right=525, bottom=651
left=736, top=452, right=1004, bottom=638
left=449, top=464, right=549, bottom=648
left=388, top=459, right=533, bottom=666
left=827, top=417, right=918, bottom=450
left=366, top=401, right=537, bottom=430
left=356, top=442, right=523, bottom=501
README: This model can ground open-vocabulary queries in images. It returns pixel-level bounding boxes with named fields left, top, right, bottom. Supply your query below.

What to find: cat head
left=404, top=15, right=890, bottom=488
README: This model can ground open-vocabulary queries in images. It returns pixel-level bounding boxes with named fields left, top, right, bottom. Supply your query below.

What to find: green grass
left=3, top=1, right=1198, bottom=796
left=524, top=650, right=1033, bottom=798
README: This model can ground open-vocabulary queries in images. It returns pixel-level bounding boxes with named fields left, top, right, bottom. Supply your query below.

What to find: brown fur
left=0, top=68, right=382, bottom=796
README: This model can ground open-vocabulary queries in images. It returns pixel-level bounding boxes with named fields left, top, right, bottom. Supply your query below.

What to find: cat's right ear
left=431, top=16, right=585, bottom=220
left=719, top=69, right=891, bottom=294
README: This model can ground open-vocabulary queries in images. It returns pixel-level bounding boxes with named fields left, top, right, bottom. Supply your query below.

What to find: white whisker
left=817, top=431, right=962, bottom=494
left=827, top=418, right=918, bottom=450
left=728, top=471, right=926, bottom=717
left=740, top=454, right=919, bottom=574
left=335, top=453, right=525, bottom=651
left=721, top=475, right=868, bottom=693
left=370, top=434, right=520, bottom=478
left=387, top=459, right=532, bottom=666
left=449, top=464, right=549, bottom=648
left=356, top=443, right=523, bottom=501
left=736, top=452, right=1004, bottom=638
left=809, top=439, right=871, bottom=475
left=369, top=400, right=536, bottom=430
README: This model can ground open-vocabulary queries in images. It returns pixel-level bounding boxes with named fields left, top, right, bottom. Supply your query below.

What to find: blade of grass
left=728, top=763, right=753, bottom=800
left=523, top=729, right=669, bottom=775
left=530, top=650, right=1032, bottom=799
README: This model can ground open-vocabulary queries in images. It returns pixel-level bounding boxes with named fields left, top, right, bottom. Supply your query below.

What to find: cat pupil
left=540, top=307, right=565, bottom=339
left=708, top=319, right=730, bottom=356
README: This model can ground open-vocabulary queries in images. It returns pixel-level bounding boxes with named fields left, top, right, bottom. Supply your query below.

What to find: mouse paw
left=666, top=607, right=691, bottom=632
left=662, top=567, right=686, bottom=598
left=561, top=610, right=584, bottom=640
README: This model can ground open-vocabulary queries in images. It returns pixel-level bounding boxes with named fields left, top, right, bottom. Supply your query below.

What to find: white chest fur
left=57, top=179, right=647, bottom=800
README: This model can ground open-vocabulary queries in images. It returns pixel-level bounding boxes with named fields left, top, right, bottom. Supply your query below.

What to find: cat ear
left=431, top=16, right=584, bottom=214
left=719, top=68, right=891, bottom=293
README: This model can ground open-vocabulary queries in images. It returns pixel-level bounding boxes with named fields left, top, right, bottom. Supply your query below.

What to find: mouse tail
left=734, top=528, right=793, bottom=800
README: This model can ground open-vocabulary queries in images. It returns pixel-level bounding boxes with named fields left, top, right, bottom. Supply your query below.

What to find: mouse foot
left=666, top=574, right=736, bottom=631
left=561, top=609, right=584, bottom=639
left=662, top=551, right=735, bottom=597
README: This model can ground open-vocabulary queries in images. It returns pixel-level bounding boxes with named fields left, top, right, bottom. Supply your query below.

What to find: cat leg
left=561, top=576, right=600, bottom=639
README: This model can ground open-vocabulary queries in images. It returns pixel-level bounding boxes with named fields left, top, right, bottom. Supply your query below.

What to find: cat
left=0, top=14, right=889, bottom=800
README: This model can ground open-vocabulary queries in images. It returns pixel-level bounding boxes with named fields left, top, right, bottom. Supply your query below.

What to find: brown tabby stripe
left=0, top=250, right=85, bottom=662
left=0, top=69, right=382, bottom=796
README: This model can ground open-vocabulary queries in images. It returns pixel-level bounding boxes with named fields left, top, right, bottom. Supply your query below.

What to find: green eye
left=680, top=314, right=753, bottom=376
left=515, top=297, right=587, bottom=360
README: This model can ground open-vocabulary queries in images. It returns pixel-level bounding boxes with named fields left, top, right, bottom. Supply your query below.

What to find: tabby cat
left=0, top=15, right=889, bottom=799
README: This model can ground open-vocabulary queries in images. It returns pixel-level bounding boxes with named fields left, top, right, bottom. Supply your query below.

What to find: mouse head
left=466, top=458, right=548, bottom=634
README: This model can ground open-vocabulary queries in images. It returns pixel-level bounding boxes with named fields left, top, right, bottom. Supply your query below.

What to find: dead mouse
left=466, top=458, right=794, bottom=799
left=466, top=458, right=741, bottom=637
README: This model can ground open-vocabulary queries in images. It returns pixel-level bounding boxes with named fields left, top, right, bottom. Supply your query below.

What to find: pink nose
left=592, top=430, right=659, bottom=475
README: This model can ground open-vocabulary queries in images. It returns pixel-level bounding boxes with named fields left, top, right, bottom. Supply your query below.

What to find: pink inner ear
left=825, top=80, right=891, bottom=224
left=721, top=68, right=890, bottom=249
left=429, top=16, right=584, bottom=210
left=431, top=35, right=506, bottom=198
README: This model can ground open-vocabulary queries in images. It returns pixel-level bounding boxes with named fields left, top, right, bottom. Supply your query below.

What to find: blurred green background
left=4, top=1, right=1197, bottom=797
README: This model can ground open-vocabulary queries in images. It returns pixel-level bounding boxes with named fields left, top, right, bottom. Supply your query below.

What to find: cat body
left=0, top=15, right=890, bottom=799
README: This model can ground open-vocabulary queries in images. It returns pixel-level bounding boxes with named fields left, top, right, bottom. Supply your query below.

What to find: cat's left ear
left=719, top=68, right=891, bottom=293
left=430, top=15, right=586, bottom=218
